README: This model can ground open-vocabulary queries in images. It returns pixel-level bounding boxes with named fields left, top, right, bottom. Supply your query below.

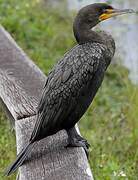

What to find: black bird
left=5, top=3, right=134, bottom=176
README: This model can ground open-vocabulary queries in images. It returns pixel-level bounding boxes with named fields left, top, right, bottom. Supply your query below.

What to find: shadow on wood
left=0, top=25, right=93, bottom=180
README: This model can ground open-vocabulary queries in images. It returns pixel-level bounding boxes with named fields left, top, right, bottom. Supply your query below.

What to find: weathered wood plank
left=0, top=25, right=45, bottom=121
left=16, top=117, right=93, bottom=180
left=0, top=25, right=93, bottom=180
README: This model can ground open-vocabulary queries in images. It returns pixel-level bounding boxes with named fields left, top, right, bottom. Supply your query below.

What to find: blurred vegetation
left=0, top=0, right=137, bottom=179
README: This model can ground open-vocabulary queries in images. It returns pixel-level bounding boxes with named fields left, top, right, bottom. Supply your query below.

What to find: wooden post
left=0, top=25, right=93, bottom=180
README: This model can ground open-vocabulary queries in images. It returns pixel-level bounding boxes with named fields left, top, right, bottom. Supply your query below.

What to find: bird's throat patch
left=99, top=13, right=113, bottom=21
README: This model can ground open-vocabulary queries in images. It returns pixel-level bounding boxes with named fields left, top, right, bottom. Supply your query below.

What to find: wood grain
left=0, top=25, right=46, bottom=121
left=16, top=117, right=93, bottom=180
left=0, top=25, right=93, bottom=180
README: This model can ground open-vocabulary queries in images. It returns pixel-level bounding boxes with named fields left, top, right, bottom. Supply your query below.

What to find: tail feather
left=4, top=142, right=34, bottom=176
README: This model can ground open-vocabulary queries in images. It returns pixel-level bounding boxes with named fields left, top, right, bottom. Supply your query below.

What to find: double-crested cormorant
left=5, top=3, right=134, bottom=176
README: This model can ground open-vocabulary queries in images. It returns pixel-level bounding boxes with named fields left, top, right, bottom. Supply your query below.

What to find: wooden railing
left=0, top=25, right=93, bottom=180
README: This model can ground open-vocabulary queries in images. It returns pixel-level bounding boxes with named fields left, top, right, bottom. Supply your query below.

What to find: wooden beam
left=0, top=25, right=45, bottom=122
left=16, top=117, right=93, bottom=180
left=0, top=25, right=93, bottom=180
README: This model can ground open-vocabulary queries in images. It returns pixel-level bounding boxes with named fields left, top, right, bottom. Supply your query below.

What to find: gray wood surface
left=0, top=25, right=93, bottom=180
left=0, top=25, right=46, bottom=122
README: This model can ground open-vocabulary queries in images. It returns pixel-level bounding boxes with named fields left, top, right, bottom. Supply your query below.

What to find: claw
left=82, top=144, right=89, bottom=158
left=65, top=137, right=90, bottom=158
left=76, top=140, right=89, bottom=158
left=66, top=127, right=90, bottom=158
left=81, top=139, right=90, bottom=149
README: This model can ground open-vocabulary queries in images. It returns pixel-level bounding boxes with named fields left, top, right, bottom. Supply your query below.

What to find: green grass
left=79, top=65, right=138, bottom=179
left=0, top=1, right=137, bottom=179
left=0, top=109, right=16, bottom=180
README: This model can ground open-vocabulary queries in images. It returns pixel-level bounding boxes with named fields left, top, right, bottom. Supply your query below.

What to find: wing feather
left=30, top=43, right=106, bottom=141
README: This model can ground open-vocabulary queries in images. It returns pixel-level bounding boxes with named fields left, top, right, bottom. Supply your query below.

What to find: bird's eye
left=101, top=6, right=113, bottom=14
left=102, top=9, right=108, bottom=13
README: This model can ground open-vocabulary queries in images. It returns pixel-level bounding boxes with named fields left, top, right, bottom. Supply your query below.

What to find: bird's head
left=76, top=3, right=135, bottom=28
left=73, top=3, right=135, bottom=44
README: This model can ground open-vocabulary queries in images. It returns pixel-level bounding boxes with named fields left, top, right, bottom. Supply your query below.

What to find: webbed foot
left=66, top=127, right=90, bottom=158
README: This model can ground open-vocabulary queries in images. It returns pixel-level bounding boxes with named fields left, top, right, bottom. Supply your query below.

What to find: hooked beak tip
left=130, top=9, right=135, bottom=13
left=122, top=9, right=136, bottom=14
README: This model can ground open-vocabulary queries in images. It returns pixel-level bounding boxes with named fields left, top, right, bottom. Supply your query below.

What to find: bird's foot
left=66, top=134, right=90, bottom=158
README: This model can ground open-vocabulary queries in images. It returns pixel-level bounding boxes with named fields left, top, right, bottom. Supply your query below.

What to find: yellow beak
left=99, top=8, right=135, bottom=21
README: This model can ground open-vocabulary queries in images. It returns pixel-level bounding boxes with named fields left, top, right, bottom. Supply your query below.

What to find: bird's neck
left=73, top=19, right=103, bottom=45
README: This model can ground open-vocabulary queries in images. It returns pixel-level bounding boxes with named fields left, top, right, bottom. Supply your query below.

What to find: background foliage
left=0, top=0, right=137, bottom=179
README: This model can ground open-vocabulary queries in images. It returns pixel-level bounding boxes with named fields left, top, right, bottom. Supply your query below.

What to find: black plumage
left=5, top=3, right=134, bottom=176
left=31, top=41, right=115, bottom=141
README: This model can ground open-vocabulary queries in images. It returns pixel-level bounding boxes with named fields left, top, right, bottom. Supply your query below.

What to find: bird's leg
left=66, top=126, right=90, bottom=158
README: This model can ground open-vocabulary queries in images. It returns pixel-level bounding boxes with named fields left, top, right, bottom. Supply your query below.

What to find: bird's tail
left=4, top=141, right=34, bottom=176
